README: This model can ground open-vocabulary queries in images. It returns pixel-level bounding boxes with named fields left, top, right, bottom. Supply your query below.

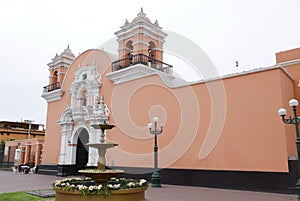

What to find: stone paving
left=0, top=170, right=297, bottom=201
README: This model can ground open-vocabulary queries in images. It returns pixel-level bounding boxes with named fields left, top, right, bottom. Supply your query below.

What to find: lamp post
left=148, top=117, right=163, bottom=188
left=24, top=120, right=34, bottom=139
left=278, top=98, right=300, bottom=199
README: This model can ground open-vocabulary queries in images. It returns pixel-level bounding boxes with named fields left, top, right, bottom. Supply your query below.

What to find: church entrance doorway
left=75, top=128, right=89, bottom=172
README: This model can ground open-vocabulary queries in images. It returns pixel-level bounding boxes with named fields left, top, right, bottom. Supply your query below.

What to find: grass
left=0, top=191, right=54, bottom=201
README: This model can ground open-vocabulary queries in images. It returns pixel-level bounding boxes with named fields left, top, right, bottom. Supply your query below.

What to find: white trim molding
left=41, top=89, right=64, bottom=102
left=106, top=63, right=180, bottom=88
left=132, top=41, right=149, bottom=47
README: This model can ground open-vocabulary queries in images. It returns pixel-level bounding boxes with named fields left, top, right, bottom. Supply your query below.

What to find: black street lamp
left=278, top=98, right=300, bottom=199
left=148, top=117, right=163, bottom=188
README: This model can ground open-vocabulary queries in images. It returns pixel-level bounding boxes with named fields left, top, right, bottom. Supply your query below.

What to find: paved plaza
left=0, top=170, right=297, bottom=201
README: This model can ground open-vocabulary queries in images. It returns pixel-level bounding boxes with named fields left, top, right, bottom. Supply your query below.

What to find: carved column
left=58, top=122, right=73, bottom=164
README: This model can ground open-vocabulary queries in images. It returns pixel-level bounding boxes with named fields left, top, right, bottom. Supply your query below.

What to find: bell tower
left=115, top=8, right=167, bottom=61
left=47, top=45, right=75, bottom=90
left=108, top=9, right=173, bottom=84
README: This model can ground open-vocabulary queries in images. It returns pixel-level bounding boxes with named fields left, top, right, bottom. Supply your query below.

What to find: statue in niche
left=104, top=104, right=110, bottom=117
left=96, top=73, right=102, bottom=84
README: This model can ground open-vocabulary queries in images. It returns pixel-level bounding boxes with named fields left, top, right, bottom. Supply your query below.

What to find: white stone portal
left=57, top=64, right=111, bottom=167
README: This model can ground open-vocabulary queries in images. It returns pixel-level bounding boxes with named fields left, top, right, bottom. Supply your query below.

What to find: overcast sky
left=1, top=0, right=300, bottom=125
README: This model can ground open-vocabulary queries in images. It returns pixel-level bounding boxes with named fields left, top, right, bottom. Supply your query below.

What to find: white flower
left=127, top=182, right=135, bottom=187
left=108, top=184, right=120, bottom=189
left=78, top=185, right=84, bottom=190
left=88, top=186, right=94, bottom=191
left=97, top=185, right=102, bottom=190
left=139, top=179, right=147, bottom=186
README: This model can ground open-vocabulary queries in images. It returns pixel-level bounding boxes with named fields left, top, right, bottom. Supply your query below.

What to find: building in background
left=0, top=121, right=45, bottom=169
left=39, top=9, right=300, bottom=192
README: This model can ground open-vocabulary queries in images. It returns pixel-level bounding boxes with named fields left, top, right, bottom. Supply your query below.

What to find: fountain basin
left=78, top=169, right=124, bottom=185
left=86, top=142, right=118, bottom=150
left=54, top=187, right=148, bottom=201
left=91, top=124, right=116, bottom=130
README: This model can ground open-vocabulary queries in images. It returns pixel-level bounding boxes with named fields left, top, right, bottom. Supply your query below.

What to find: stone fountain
left=53, top=96, right=148, bottom=201
left=78, top=122, right=124, bottom=184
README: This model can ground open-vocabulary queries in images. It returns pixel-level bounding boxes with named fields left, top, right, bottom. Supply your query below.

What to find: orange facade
left=40, top=10, right=300, bottom=191
left=42, top=49, right=299, bottom=172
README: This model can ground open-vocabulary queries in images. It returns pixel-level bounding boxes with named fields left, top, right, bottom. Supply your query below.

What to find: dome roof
left=60, top=44, right=75, bottom=58
left=131, top=8, right=152, bottom=24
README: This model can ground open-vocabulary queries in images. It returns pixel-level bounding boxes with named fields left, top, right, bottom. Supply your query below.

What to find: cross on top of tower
left=138, top=7, right=146, bottom=17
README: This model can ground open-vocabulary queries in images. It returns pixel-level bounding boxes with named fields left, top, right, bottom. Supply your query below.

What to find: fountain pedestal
left=78, top=142, right=124, bottom=185
left=78, top=124, right=123, bottom=184
left=87, top=142, right=117, bottom=171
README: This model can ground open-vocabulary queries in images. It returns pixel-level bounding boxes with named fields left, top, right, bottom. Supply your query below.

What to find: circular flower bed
left=53, top=177, right=148, bottom=197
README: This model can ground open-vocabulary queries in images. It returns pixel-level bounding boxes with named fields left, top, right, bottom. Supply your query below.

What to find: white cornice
left=41, top=89, right=64, bottom=102
left=106, top=62, right=296, bottom=89
left=50, top=54, right=75, bottom=62
left=48, top=58, right=74, bottom=68
left=106, top=64, right=155, bottom=84
left=106, top=64, right=180, bottom=88
left=189, top=64, right=294, bottom=86
left=116, top=20, right=166, bottom=37
left=50, top=55, right=74, bottom=63
left=151, top=48, right=163, bottom=52
left=118, top=47, right=132, bottom=51
left=276, top=58, right=300, bottom=67
left=116, top=25, right=167, bottom=42
left=132, top=41, right=149, bottom=46
left=49, top=65, right=70, bottom=71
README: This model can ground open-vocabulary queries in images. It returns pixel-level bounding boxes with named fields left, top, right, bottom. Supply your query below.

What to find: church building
left=40, top=9, right=300, bottom=192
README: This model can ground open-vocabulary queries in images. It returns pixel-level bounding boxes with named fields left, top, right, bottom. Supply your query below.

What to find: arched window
left=148, top=41, right=156, bottom=60
left=125, top=41, right=133, bottom=67
left=50, top=71, right=58, bottom=91
left=52, top=71, right=58, bottom=82
left=125, top=40, right=133, bottom=56
left=81, top=90, right=87, bottom=106
left=149, top=41, right=160, bottom=68
left=77, top=89, right=88, bottom=107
